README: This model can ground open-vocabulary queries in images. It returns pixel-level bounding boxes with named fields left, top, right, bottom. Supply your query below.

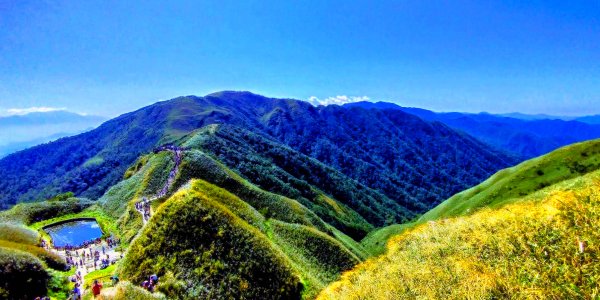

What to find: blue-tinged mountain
left=346, top=101, right=600, bottom=159
left=0, top=110, right=106, bottom=158
left=0, top=92, right=515, bottom=215
left=575, top=114, right=600, bottom=125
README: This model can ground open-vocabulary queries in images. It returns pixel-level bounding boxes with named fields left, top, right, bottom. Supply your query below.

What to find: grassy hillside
left=115, top=163, right=365, bottom=298
left=119, top=180, right=305, bottom=299
left=319, top=168, right=600, bottom=299
left=361, top=139, right=600, bottom=255
left=0, top=197, right=124, bottom=298
left=421, top=139, right=600, bottom=221
left=97, top=138, right=369, bottom=298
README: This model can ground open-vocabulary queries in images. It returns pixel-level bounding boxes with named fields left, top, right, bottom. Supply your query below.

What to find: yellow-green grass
left=359, top=223, right=415, bottom=256
left=0, top=239, right=65, bottom=270
left=267, top=220, right=360, bottom=299
left=421, top=138, right=600, bottom=222
left=318, top=169, right=600, bottom=299
left=173, top=149, right=331, bottom=233
left=84, top=264, right=118, bottom=290
left=0, top=223, right=40, bottom=245
left=101, top=152, right=173, bottom=220
left=361, top=139, right=600, bottom=255
left=119, top=180, right=303, bottom=299
left=100, top=281, right=166, bottom=300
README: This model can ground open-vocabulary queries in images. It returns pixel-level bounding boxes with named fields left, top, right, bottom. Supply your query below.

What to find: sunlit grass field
left=319, top=169, right=600, bottom=299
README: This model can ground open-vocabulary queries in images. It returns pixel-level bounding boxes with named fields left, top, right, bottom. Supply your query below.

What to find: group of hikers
left=136, top=198, right=152, bottom=221
left=135, top=144, right=186, bottom=223
left=51, top=236, right=116, bottom=251
left=62, top=238, right=119, bottom=271
left=69, top=279, right=103, bottom=300
left=69, top=274, right=157, bottom=299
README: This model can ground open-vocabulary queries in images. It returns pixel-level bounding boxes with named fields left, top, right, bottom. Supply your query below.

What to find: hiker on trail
left=111, top=275, right=119, bottom=285
left=72, top=283, right=82, bottom=300
left=92, top=280, right=103, bottom=298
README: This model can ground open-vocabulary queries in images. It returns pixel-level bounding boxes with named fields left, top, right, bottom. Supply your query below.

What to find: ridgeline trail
left=135, top=145, right=185, bottom=225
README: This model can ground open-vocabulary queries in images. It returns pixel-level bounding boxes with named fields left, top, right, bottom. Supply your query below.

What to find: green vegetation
left=120, top=181, right=303, bottom=299
left=183, top=125, right=382, bottom=237
left=268, top=220, right=360, bottom=298
left=104, top=281, right=166, bottom=300
left=0, top=197, right=94, bottom=225
left=320, top=171, right=600, bottom=299
left=0, top=247, right=50, bottom=299
left=0, top=240, right=65, bottom=270
left=360, top=139, right=600, bottom=255
left=85, top=264, right=117, bottom=290
left=0, top=197, right=123, bottom=298
left=359, top=223, right=414, bottom=256
left=421, top=139, right=600, bottom=221
left=320, top=140, right=600, bottom=299
left=0, top=223, right=40, bottom=245
left=172, top=149, right=332, bottom=234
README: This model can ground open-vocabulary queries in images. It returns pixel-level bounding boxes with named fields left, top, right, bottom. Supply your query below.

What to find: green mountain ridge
left=0, top=91, right=516, bottom=216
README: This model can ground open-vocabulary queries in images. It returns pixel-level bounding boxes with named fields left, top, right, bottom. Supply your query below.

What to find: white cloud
left=0, top=106, right=67, bottom=116
left=307, top=95, right=370, bottom=106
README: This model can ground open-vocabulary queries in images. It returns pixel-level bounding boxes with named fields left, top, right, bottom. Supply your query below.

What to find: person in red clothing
left=91, top=280, right=103, bottom=298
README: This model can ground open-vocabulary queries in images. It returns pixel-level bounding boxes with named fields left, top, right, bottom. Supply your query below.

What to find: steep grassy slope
left=0, top=91, right=515, bottom=215
left=421, top=139, right=600, bottom=221
left=319, top=169, right=600, bottom=299
left=119, top=180, right=362, bottom=299
left=99, top=143, right=367, bottom=298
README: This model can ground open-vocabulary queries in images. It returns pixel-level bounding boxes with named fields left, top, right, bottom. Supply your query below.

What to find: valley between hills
left=1, top=92, right=599, bottom=299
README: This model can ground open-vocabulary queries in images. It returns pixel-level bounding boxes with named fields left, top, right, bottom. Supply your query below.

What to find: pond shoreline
left=41, top=217, right=103, bottom=233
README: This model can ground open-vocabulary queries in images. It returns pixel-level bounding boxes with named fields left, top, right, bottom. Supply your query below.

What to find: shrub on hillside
left=0, top=240, right=66, bottom=270
left=0, top=223, right=40, bottom=245
left=103, top=281, right=167, bottom=300
left=0, top=198, right=94, bottom=225
left=0, top=247, right=50, bottom=299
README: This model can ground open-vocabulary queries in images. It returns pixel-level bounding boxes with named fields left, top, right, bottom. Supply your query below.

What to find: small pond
left=44, top=219, right=103, bottom=248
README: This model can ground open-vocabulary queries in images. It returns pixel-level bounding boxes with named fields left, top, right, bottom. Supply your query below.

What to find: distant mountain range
left=345, top=101, right=600, bottom=158
left=0, top=111, right=105, bottom=158
left=0, top=91, right=515, bottom=213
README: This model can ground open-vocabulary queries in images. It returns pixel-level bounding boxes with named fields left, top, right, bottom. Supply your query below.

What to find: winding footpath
left=135, top=146, right=184, bottom=225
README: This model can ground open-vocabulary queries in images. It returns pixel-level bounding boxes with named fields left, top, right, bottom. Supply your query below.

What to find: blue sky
left=1, top=0, right=599, bottom=117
